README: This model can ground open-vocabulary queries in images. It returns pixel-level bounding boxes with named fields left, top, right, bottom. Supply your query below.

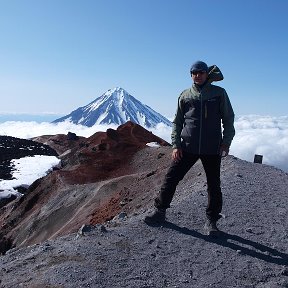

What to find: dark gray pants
left=155, top=152, right=222, bottom=221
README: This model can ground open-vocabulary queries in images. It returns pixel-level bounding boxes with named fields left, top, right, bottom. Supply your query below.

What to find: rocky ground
left=0, top=123, right=287, bottom=287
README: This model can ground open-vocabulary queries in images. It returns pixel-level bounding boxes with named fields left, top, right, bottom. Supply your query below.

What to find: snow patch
left=146, top=142, right=161, bottom=148
left=0, top=155, right=60, bottom=199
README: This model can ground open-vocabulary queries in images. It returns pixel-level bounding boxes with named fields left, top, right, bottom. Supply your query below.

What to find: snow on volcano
left=53, top=87, right=172, bottom=128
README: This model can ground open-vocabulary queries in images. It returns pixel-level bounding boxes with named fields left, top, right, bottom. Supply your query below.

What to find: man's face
left=191, top=71, right=208, bottom=85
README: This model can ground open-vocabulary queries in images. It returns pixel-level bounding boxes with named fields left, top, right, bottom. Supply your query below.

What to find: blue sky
left=0, top=0, right=288, bottom=118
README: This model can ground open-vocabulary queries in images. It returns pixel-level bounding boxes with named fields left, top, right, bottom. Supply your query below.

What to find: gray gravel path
left=0, top=155, right=287, bottom=288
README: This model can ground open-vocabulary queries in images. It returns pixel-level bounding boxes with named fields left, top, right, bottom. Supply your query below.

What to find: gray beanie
left=190, top=61, right=208, bottom=73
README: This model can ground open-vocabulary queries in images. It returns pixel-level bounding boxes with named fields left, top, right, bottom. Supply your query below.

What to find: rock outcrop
left=0, top=121, right=170, bottom=254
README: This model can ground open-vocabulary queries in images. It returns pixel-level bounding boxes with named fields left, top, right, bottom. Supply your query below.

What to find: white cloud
left=149, top=122, right=172, bottom=143
left=0, top=115, right=288, bottom=173
left=230, top=115, right=288, bottom=172
left=0, top=120, right=118, bottom=139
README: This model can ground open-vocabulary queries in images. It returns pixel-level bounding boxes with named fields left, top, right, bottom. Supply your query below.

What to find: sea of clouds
left=0, top=115, right=287, bottom=172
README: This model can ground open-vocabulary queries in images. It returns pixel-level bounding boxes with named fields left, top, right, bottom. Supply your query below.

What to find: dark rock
left=78, top=224, right=94, bottom=236
left=100, top=225, right=108, bottom=233
left=67, top=132, right=78, bottom=141
left=157, top=152, right=165, bottom=159
left=0, top=194, right=17, bottom=209
left=0, top=236, right=13, bottom=255
left=14, top=185, right=29, bottom=195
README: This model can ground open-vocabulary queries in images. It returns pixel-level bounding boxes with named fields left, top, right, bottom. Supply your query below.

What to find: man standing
left=144, top=61, right=235, bottom=236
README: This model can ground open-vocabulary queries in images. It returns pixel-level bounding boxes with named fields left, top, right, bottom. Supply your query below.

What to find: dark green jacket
left=171, top=65, right=235, bottom=155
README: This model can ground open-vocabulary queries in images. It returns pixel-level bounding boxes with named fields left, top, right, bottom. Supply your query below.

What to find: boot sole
left=206, top=229, right=220, bottom=237
left=204, top=224, right=220, bottom=237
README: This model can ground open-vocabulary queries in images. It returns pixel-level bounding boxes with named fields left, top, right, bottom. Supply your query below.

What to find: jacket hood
left=207, top=65, right=224, bottom=83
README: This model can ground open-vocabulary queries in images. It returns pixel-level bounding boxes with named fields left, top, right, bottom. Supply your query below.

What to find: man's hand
left=172, top=148, right=183, bottom=162
left=219, top=144, right=229, bottom=157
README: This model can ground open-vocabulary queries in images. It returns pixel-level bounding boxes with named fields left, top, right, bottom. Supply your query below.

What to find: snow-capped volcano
left=53, top=87, right=172, bottom=128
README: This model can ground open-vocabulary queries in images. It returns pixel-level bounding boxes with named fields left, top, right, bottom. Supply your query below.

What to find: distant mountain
left=52, top=87, right=172, bottom=128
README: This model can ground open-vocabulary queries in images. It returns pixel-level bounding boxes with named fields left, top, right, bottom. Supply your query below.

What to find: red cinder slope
left=57, top=121, right=169, bottom=184
left=0, top=121, right=171, bottom=253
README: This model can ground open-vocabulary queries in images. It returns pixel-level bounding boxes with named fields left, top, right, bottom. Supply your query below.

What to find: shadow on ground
left=162, top=221, right=288, bottom=266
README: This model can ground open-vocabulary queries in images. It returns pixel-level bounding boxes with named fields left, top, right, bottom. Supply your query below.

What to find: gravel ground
left=0, top=155, right=288, bottom=288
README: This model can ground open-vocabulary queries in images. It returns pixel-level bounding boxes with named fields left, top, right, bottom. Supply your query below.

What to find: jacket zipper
left=199, top=92, right=203, bottom=154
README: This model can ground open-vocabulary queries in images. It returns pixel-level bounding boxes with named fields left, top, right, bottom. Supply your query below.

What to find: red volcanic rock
left=32, top=133, right=86, bottom=155
left=58, top=121, right=170, bottom=184
left=0, top=121, right=171, bottom=253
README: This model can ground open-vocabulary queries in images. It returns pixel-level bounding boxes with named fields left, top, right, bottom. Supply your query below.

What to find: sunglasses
left=191, top=71, right=207, bottom=75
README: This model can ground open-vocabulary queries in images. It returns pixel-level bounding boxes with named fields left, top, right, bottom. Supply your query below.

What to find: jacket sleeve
left=220, top=89, right=235, bottom=147
left=171, top=96, right=184, bottom=149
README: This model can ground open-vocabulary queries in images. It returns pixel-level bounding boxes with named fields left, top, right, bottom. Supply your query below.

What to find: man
left=144, top=61, right=235, bottom=236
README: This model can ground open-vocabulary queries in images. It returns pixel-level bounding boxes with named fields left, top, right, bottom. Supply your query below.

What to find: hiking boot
left=144, top=208, right=166, bottom=225
left=204, top=220, right=220, bottom=237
